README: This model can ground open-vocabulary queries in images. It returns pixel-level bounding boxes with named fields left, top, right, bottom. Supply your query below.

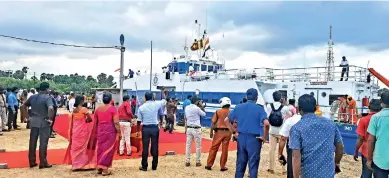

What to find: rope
left=0, top=34, right=118, bottom=49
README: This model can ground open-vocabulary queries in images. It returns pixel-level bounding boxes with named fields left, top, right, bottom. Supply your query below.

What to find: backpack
left=269, top=103, right=284, bottom=127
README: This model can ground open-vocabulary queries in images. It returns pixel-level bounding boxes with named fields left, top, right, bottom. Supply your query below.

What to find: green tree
left=12, top=70, right=25, bottom=80
left=97, top=73, right=107, bottom=84
left=22, top=66, right=29, bottom=79
left=40, top=73, right=47, bottom=81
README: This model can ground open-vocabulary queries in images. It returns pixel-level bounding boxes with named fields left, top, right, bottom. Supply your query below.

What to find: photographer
left=184, top=95, right=206, bottom=167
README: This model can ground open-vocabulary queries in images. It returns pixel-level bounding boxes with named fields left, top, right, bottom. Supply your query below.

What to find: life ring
left=153, top=76, right=158, bottom=86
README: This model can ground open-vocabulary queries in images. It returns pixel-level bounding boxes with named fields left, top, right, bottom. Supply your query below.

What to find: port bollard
left=165, top=151, right=175, bottom=155
left=0, top=163, right=8, bottom=169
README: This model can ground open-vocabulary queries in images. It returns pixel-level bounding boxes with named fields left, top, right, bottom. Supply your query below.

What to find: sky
left=0, top=1, right=388, bottom=87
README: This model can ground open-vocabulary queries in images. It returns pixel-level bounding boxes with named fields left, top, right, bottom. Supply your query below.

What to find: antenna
left=325, top=25, right=335, bottom=81
left=205, top=9, right=208, bottom=31
left=184, top=36, right=189, bottom=58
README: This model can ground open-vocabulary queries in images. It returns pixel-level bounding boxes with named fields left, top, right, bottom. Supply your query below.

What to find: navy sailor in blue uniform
left=224, top=88, right=269, bottom=178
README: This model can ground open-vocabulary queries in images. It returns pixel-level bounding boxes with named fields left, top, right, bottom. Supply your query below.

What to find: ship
left=122, top=21, right=389, bottom=155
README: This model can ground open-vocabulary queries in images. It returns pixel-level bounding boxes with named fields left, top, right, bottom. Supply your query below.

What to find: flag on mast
left=202, top=30, right=211, bottom=58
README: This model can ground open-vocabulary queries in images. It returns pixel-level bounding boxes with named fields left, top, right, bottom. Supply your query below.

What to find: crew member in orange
left=205, top=97, right=232, bottom=171
left=347, top=96, right=357, bottom=125
left=314, top=105, right=322, bottom=116
left=338, top=96, right=347, bottom=123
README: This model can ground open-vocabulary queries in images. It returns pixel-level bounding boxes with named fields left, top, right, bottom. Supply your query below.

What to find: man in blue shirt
left=136, top=89, right=166, bottom=171
left=289, top=94, right=344, bottom=178
left=7, top=87, right=20, bottom=131
left=183, top=95, right=192, bottom=115
left=224, top=88, right=269, bottom=178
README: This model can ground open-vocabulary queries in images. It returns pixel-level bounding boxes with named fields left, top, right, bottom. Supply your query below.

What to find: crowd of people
left=1, top=81, right=389, bottom=178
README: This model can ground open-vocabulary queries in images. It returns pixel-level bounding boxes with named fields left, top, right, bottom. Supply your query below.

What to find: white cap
left=219, top=97, right=231, bottom=107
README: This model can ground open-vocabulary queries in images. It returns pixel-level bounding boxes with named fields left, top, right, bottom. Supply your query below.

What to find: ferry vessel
left=122, top=22, right=389, bottom=155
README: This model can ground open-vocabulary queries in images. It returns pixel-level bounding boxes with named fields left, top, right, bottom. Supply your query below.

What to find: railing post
left=317, top=68, right=319, bottom=81
left=282, top=69, right=284, bottom=81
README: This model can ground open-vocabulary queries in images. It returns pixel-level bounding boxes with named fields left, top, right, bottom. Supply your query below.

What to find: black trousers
left=28, top=127, right=50, bottom=166
left=141, top=125, right=159, bottom=169
left=287, top=147, right=293, bottom=178
left=340, top=68, right=349, bottom=81
left=7, top=107, right=17, bottom=129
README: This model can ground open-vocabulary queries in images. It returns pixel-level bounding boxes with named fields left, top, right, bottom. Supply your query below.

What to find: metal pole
left=119, top=34, right=125, bottom=105
left=149, top=41, right=153, bottom=91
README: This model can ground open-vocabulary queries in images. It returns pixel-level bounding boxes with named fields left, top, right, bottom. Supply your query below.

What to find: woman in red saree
left=64, top=95, right=96, bottom=171
left=95, top=93, right=121, bottom=175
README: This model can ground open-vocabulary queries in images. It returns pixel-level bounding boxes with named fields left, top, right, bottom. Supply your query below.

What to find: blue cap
left=246, top=88, right=258, bottom=100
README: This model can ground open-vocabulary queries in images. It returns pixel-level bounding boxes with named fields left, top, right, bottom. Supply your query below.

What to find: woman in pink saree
left=65, top=95, right=97, bottom=171
left=94, top=93, right=121, bottom=176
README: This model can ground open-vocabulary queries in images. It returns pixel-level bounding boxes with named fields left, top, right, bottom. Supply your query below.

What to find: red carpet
left=0, top=114, right=237, bottom=168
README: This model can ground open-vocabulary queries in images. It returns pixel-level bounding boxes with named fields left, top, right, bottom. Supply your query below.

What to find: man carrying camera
left=184, top=95, right=206, bottom=167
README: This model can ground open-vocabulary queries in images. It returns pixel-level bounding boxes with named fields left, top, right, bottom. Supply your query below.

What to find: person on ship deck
left=347, top=96, right=357, bottom=125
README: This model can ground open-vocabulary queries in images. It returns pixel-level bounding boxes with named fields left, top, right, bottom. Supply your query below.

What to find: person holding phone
left=184, top=95, right=206, bottom=167
left=278, top=111, right=302, bottom=178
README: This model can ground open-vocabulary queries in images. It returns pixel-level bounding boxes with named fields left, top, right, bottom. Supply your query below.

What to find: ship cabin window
left=208, top=65, right=214, bottom=72
left=201, top=65, right=207, bottom=72
left=194, top=63, right=200, bottom=71
left=329, top=94, right=345, bottom=106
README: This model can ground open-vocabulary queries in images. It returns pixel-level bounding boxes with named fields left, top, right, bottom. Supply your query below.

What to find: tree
left=105, top=75, right=115, bottom=86
left=46, top=73, right=55, bottom=81
left=86, top=75, right=96, bottom=82
left=22, top=66, right=29, bottom=79
left=40, top=73, right=47, bottom=81
left=31, top=76, right=38, bottom=82
left=12, top=70, right=25, bottom=80
left=97, top=73, right=107, bottom=84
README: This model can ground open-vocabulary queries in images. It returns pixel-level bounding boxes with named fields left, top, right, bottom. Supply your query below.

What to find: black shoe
left=205, top=166, right=212, bottom=170
left=29, top=163, right=38, bottom=168
left=39, top=164, right=53, bottom=169
left=139, top=166, right=147, bottom=171
left=152, top=167, right=157, bottom=171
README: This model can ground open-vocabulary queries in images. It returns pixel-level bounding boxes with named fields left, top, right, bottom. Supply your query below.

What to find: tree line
left=0, top=67, right=117, bottom=93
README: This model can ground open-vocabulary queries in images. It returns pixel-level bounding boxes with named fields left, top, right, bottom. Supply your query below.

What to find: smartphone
left=279, top=155, right=287, bottom=166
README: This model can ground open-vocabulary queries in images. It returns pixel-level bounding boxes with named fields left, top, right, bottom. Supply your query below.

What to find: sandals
left=102, top=171, right=112, bottom=176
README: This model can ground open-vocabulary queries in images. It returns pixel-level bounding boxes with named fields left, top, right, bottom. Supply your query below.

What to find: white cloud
left=0, top=1, right=387, bottom=89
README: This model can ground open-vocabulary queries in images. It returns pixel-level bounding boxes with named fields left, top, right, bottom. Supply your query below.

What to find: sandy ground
left=0, top=108, right=361, bottom=178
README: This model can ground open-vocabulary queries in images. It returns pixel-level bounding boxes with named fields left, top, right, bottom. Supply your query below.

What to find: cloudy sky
left=0, top=1, right=388, bottom=86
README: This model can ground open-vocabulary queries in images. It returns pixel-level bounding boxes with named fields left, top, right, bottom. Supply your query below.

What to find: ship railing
left=317, top=104, right=368, bottom=125
left=220, top=66, right=378, bottom=84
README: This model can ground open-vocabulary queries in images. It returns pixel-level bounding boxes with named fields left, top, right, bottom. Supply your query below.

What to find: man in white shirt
left=266, top=91, right=291, bottom=174
left=68, top=93, right=75, bottom=113
left=184, top=95, right=206, bottom=167
left=279, top=113, right=302, bottom=178
left=0, top=87, right=7, bottom=135
left=340, top=56, right=349, bottom=81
